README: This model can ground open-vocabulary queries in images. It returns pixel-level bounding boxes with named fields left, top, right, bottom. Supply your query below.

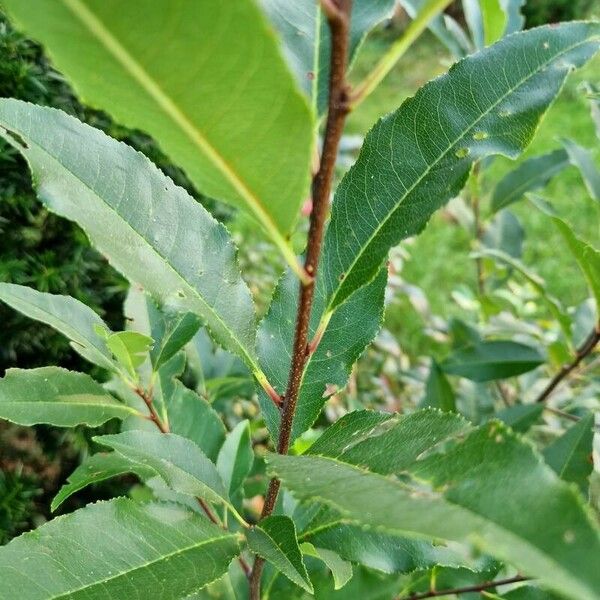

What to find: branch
left=396, top=575, right=530, bottom=600
left=135, top=386, right=169, bottom=433
left=535, top=325, right=600, bottom=403
left=350, top=0, right=453, bottom=109
left=249, top=1, right=353, bottom=597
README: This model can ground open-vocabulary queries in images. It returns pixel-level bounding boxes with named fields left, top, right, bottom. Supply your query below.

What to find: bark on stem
left=396, top=575, right=530, bottom=599
left=535, top=325, right=600, bottom=403
left=248, top=1, right=353, bottom=597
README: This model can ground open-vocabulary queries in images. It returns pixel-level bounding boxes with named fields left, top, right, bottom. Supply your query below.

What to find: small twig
left=135, top=386, right=169, bottom=433
left=469, top=163, right=485, bottom=296
left=249, top=2, right=353, bottom=598
left=397, top=575, right=530, bottom=599
left=535, top=325, right=600, bottom=403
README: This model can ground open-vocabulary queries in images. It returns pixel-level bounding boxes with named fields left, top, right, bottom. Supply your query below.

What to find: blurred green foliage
left=523, top=0, right=595, bottom=27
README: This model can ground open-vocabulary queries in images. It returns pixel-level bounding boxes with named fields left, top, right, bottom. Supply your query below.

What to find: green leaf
left=0, top=367, right=139, bottom=427
left=562, top=138, right=600, bottom=202
left=262, top=0, right=395, bottom=114
left=216, top=420, right=254, bottom=496
left=95, top=430, right=230, bottom=509
left=499, top=0, right=526, bottom=35
left=258, top=267, right=386, bottom=443
left=583, top=81, right=600, bottom=140
left=490, top=149, right=569, bottom=213
left=0, top=498, right=240, bottom=599
left=548, top=213, right=600, bottom=314
left=300, top=543, right=352, bottom=590
left=150, top=311, right=201, bottom=370
left=299, top=506, right=474, bottom=575
left=481, top=0, right=507, bottom=46
left=420, top=359, right=456, bottom=412
left=51, top=452, right=154, bottom=512
left=462, top=0, right=484, bottom=49
left=166, top=382, right=226, bottom=462
left=495, top=404, right=544, bottom=433
left=0, top=100, right=262, bottom=376
left=247, top=515, right=313, bottom=593
left=482, top=210, right=525, bottom=258
left=2, top=0, right=313, bottom=265
left=104, top=330, right=153, bottom=380
left=544, top=414, right=595, bottom=494
left=0, top=283, right=116, bottom=372
left=268, top=414, right=600, bottom=600
left=321, top=23, right=600, bottom=313
left=441, top=340, right=544, bottom=382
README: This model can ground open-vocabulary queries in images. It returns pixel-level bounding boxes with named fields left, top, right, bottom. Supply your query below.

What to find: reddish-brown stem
left=397, top=575, right=530, bottom=599
left=135, top=386, right=169, bottom=433
left=535, top=325, right=600, bottom=403
left=248, top=2, right=353, bottom=598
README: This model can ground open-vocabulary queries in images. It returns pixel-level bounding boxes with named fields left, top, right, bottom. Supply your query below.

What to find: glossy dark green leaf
left=420, top=359, right=456, bottom=412
left=441, top=340, right=544, bottom=382
left=321, top=23, right=600, bottom=313
left=495, top=404, right=544, bottom=433
left=544, top=414, right=595, bottom=494
left=216, top=420, right=254, bottom=496
left=262, top=0, right=394, bottom=114
left=247, top=515, right=313, bottom=593
left=150, top=310, right=202, bottom=370
left=51, top=452, right=154, bottom=512
left=0, top=498, right=240, bottom=599
left=95, top=430, right=230, bottom=509
left=0, top=367, right=139, bottom=427
left=562, top=138, right=600, bottom=202
left=258, top=268, right=386, bottom=443
left=2, top=0, right=313, bottom=262
left=0, top=283, right=116, bottom=372
left=268, top=413, right=600, bottom=600
left=491, top=149, right=569, bottom=213
left=0, top=100, right=262, bottom=377
left=166, top=382, right=226, bottom=462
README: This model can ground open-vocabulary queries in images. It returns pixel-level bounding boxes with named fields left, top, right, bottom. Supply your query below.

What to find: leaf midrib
left=60, top=0, right=288, bottom=244
left=326, top=33, right=598, bottom=313
left=51, top=531, right=237, bottom=600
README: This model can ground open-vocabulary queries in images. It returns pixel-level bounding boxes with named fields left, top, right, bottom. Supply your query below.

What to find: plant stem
left=135, top=386, right=169, bottom=433
left=249, top=1, right=353, bottom=597
left=396, top=575, right=530, bottom=599
left=350, top=0, right=453, bottom=109
left=535, top=325, right=600, bottom=403
left=470, top=163, right=485, bottom=296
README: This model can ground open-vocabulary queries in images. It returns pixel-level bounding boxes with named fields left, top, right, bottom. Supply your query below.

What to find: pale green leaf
left=441, top=340, right=544, bottom=382
left=262, top=0, right=395, bottom=114
left=562, top=138, right=600, bottom=202
left=247, top=515, right=313, bottom=593
left=51, top=452, right=154, bottom=512
left=105, top=330, right=153, bottom=379
left=321, top=23, right=600, bottom=314
left=216, top=420, right=254, bottom=496
left=582, top=81, right=600, bottom=140
left=0, top=100, right=262, bottom=376
left=300, top=543, right=352, bottom=590
left=462, top=0, right=484, bottom=49
left=544, top=414, right=595, bottom=494
left=481, top=0, right=507, bottom=46
left=0, top=367, right=139, bottom=427
left=499, top=0, right=526, bottom=35
left=0, top=283, right=116, bottom=372
left=482, top=210, right=525, bottom=258
left=490, top=149, right=569, bottom=213
left=95, top=430, right=230, bottom=509
left=0, top=498, right=240, bottom=599
left=2, top=0, right=313, bottom=262
left=258, top=268, right=386, bottom=443
left=268, top=413, right=600, bottom=600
